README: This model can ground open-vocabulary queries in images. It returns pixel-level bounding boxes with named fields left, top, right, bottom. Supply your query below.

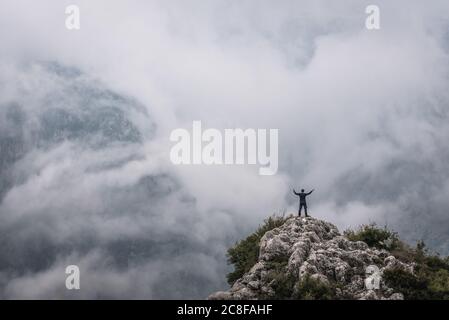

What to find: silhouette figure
left=293, top=188, right=314, bottom=217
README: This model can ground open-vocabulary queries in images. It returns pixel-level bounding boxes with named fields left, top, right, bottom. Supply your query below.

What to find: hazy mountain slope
left=0, top=62, right=228, bottom=299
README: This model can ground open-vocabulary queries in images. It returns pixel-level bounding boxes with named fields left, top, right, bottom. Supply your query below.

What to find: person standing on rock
left=293, top=188, right=314, bottom=217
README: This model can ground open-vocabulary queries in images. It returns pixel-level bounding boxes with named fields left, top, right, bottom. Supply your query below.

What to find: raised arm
left=293, top=188, right=299, bottom=196
left=306, top=189, right=314, bottom=195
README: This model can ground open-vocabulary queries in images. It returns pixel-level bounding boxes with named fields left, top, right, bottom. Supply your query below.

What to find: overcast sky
left=1, top=0, right=449, bottom=299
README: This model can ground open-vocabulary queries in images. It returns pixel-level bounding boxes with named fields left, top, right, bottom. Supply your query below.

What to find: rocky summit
left=209, top=216, right=414, bottom=300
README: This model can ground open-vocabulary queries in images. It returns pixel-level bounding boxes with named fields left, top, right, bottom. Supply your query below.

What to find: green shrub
left=293, top=275, right=337, bottom=300
left=267, top=267, right=297, bottom=300
left=259, top=252, right=295, bottom=299
left=226, top=215, right=288, bottom=285
left=389, top=241, right=417, bottom=264
left=424, top=255, right=449, bottom=271
left=344, top=223, right=400, bottom=250
left=383, top=268, right=430, bottom=300
left=428, top=269, right=449, bottom=298
left=383, top=241, right=449, bottom=300
left=264, top=267, right=337, bottom=300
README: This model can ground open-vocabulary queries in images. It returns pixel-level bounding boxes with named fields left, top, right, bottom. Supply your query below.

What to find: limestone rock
left=209, top=216, right=413, bottom=300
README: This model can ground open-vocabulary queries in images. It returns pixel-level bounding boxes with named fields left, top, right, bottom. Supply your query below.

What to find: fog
left=1, top=0, right=449, bottom=298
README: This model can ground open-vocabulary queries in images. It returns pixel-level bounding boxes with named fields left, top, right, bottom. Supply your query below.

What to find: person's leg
left=305, top=205, right=308, bottom=217
left=300, top=204, right=306, bottom=216
left=298, top=204, right=302, bottom=216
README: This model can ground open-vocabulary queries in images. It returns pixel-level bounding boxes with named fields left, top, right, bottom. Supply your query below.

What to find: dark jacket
left=293, top=190, right=313, bottom=204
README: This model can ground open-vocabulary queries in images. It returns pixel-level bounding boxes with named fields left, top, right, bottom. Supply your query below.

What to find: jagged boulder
left=209, top=216, right=414, bottom=300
